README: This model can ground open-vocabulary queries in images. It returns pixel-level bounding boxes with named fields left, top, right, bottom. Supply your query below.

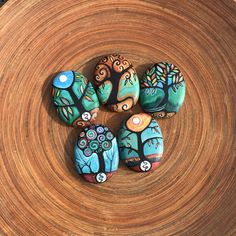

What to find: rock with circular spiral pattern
left=140, top=63, right=186, bottom=118
left=118, top=113, right=164, bottom=172
left=94, top=54, right=140, bottom=112
left=52, top=71, right=100, bottom=127
left=74, top=124, right=119, bottom=183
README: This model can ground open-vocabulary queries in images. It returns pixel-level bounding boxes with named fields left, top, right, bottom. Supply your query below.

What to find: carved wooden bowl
left=0, top=1, right=235, bottom=235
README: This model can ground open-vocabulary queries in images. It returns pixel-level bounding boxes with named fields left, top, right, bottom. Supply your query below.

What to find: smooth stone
left=118, top=113, right=164, bottom=172
left=74, top=124, right=119, bottom=183
left=94, top=54, right=140, bottom=112
left=140, top=62, right=186, bottom=118
left=52, top=71, right=100, bottom=127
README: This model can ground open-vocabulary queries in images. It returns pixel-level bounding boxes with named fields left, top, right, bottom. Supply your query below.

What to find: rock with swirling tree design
left=94, top=54, right=140, bottom=112
left=140, top=62, right=186, bottom=118
left=52, top=71, right=100, bottom=127
left=74, top=124, right=119, bottom=183
left=118, top=113, right=164, bottom=172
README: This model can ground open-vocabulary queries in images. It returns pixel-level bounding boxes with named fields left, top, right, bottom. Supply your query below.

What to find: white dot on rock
left=133, top=117, right=140, bottom=125
left=59, top=75, right=68, bottom=82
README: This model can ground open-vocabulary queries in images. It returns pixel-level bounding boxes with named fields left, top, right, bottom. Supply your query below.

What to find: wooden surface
left=0, top=0, right=236, bottom=235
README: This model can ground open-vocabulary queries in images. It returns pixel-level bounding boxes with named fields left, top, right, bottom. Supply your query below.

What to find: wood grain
left=0, top=0, right=236, bottom=235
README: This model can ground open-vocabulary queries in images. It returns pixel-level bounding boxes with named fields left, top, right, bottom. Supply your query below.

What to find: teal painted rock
left=118, top=113, right=164, bottom=172
left=140, top=62, right=186, bottom=118
left=52, top=71, right=100, bottom=127
left=74, top=124, right=119, bottom=183
left=94, top=54, right=140, bottom=112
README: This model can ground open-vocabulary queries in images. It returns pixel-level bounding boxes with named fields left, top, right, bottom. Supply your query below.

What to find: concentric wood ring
left=0, top=1, right=235, bottom=235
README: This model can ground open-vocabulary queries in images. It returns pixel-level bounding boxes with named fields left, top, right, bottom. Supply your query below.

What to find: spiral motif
left=102, top=141, right=112, bottom=151
left=77, top=138, right=87, bottom=149
left=89, top=140, right=99, bottom=151
left=102, top=57, right=108, bottom=63
left=155, top=111, right=166, bottom=118
left=96, top=126, right=104, bottom=134
left=106, top=131, right=114, bottom=140
left=124, top=71, right=131, bottom=80
left=86, top=129, right=97, bottom=140
left=113, top=59, right=124, bottom=73
left=84, top=148, right=92, bottom=157
left=122, top=104, right=129, bottom=111
left=97, top=134, right=105, bottom=143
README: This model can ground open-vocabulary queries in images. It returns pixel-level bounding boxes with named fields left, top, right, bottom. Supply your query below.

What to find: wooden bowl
left=0, top=1, right=235, bottom=235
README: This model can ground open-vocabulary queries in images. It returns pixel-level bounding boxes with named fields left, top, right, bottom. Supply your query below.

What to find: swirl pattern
left=86, top=129, right=97, bottom=140
left=102, top=141, right=112, bottom=151
left=77, top=138, right=87, bottom=149
left=97, top=134, right=106, bottom=143
left=94, top=54, right=140, bottom=112
left=89, top=140, right=100, bottom=150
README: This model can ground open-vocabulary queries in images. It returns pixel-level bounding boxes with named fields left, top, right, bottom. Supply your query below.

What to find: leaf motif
left=67, top=106, right=73, bottom=115
left=173, top=75, right=176, bottom=83
left=60, top=97, right=70, bottom=105
left=149, top=66, right=155, bottom=75
left=56, top=89, right=60, bottom=97
left=62, top=107, right=69, bottom=119
left=158, top=63, right=166, bottom=68
left=156, top=66, right=163, bottom=73
left=153, top=82, right=157, bottom=86
left=80, top=85, right=84, bottom=94
left=161, top=76, right=166, bottom=82
left=147, top=76, right=151, bottom=81
left=151, top=73, right=156, bottom=80
left=85, top=96, right=93, bottom=102
left=179, top=75, right=184, bottom=82
left=152, top=78, right=157, bottom=84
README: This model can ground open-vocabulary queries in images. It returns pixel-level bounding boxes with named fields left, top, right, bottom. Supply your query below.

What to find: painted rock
left=52, top=71, right=100, bottom=127
left=94, top=54, right=140, bottom=112
left=118, top=113, right=163, bottom=172
left=140, top=62, right=186, bottom=118
left=74, top=124, right=119, bottom=183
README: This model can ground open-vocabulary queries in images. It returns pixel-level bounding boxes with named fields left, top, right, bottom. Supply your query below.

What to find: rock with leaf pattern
left=118, top=113, right=164, bottom=172
left=52, top=71, right=100, bottom=127
left=140, top=62, right=186, bottom=118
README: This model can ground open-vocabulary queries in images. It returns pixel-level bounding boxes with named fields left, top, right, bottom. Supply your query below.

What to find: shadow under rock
left=80, top=55, right=103, bottom=85
left=135, top=62, right=154, bottom=79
